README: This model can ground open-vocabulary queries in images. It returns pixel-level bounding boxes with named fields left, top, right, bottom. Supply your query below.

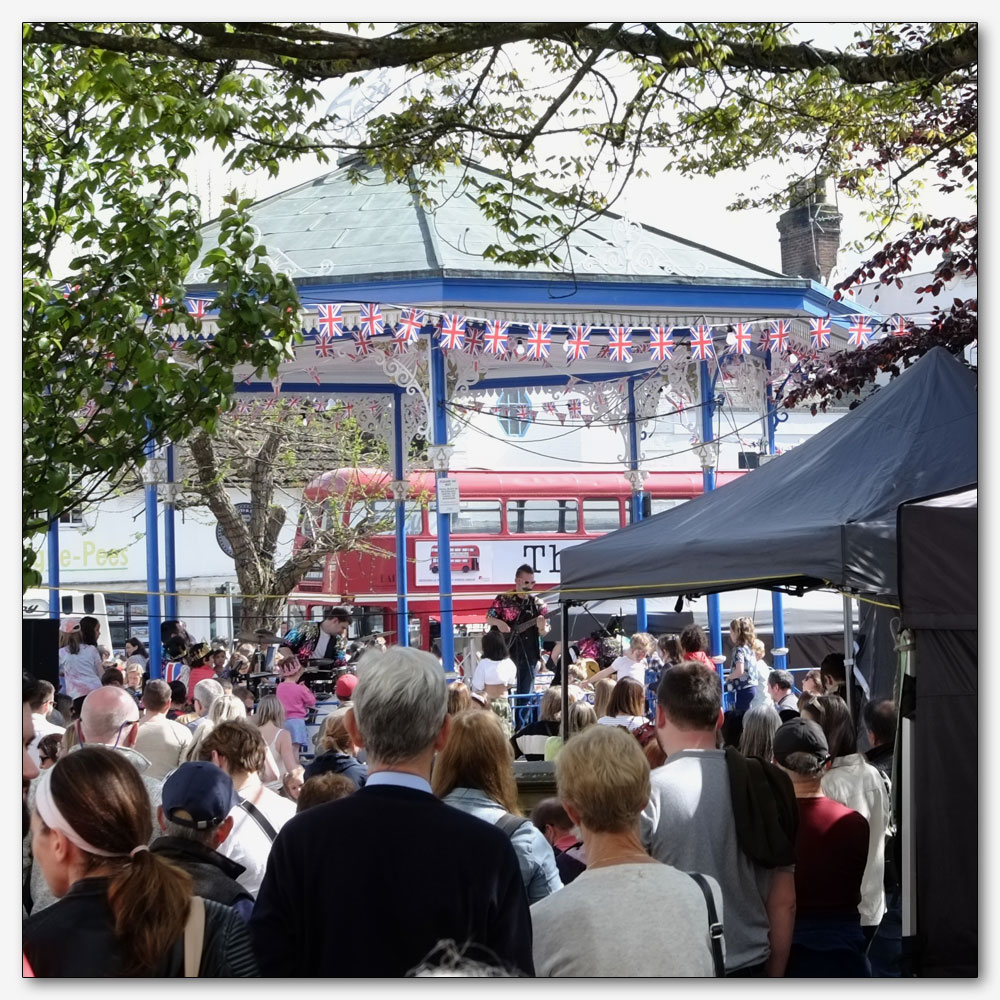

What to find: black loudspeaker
left=23, top=619, right=60, bottom=689
left=738, top=451, right=760, bottom=470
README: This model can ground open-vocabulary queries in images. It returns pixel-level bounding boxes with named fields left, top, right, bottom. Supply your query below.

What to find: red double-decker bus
left=286, top=467, right=742, bottom=651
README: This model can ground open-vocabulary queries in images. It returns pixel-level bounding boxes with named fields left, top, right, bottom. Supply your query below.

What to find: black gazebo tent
left=560, top=346, right=977, bottom=613
left=897, top=485, right=978, bottom=976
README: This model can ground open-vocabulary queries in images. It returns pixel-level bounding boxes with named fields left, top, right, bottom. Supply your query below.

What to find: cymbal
left=248, top=671, right=275, bottom=679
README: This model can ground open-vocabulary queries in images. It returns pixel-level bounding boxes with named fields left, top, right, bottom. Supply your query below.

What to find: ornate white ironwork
left=159, top=483, right=178, bottom=505
left=140, top=457, right=168, bottom=486
left=721, top=354, right=769, bottom=416
left=575, top=211, right=710, bottom=278
left=623, top=468, right=649, bottom=492
left=446, top=349, right=484, bottom=396
left=388, top=479, right=410, bottom=502
left=427, top=444, right=454, bottom=473
left=373, top=340, right=431, bottom=449
left=694, top=440, right=720, bottom=470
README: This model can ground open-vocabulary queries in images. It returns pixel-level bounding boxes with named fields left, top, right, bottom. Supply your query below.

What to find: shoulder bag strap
left=238, top=798, right=279, bottom=842
left=183, top=895, right=206, bottom=978
left=495, top=812, right=531, bottom=838
left=687, top=872, right=725, bottom=977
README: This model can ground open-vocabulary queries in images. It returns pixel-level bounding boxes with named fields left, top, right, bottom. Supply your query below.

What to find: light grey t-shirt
left=531, top=862, right=722, bottom=977
left=640, top=749, right=779, bottom=972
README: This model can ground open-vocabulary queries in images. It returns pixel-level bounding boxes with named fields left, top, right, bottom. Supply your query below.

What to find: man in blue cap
left=151, top=761, right=255, bottom=921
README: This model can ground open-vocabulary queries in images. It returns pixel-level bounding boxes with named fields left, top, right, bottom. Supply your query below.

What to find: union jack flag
left=648, top=325, right=675, bottom=362
left=358, top=303, right=383, bottom=339
left=464, top=325, right=484, bottom=357
left=314, top=399, right=327, bottom=412
left=768, top=319, right=791, bottom=353
left=316, top=303, right=344, bottom=338
left=186, top=298, right=211, bottom=321
left=368, top=400, right=381, bottom=416
left=525, top=323, right=552, bottom=360
left=689, top=324, right=715, bottom=361
left=847, top=315, right=873, bottom=348
left=607, top=326, right=633, bottom=363
left=397, top=308, right=424, bottom=345
left=62, top=283, right=80, bottom=298
left=271, top=378, right=281, bottom=397
left=314, top=333, right=336, bottom=358
left=236, top=400, right=252, bottom=415
left=543, top=401, right=557, bottom=415
left=731, top=322, right=754, bottom=355
left=306, top=366, right=321, bottom=387
left=439, top=314, right=466, bottom=350
left=565, top=324, right=591, bottom=362
left=568, top=398, right=582, bottom=418
left=80, top=399, right=99, bottom=420
left=342, top=401, right=355, bottom=419
left=263, top=397, right=277, bottom=411
left=149, top=294, right=170, bottom=315
left=890, top=314, right=910, bottom=337
left=484, top=320, right=509, bottom=356
left=516, top=405, right=530, bottom=422
left=809, top=316, right=832, bottom=350
left=353, top=331, right=373, bottom=357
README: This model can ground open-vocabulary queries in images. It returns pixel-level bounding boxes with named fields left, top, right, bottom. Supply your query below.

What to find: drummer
left=278, top=607, right=352, bottom=669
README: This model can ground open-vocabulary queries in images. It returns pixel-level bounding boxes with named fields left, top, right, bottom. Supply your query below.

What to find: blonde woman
left=182, top=693, right=246, bottom=763
left=255, top=694, right=302, bottom=792
left=584, top=633, right=655, bottom=687
left=726, top=617, right=759, bottom=715
left=592, top=678, right=617, bottom=721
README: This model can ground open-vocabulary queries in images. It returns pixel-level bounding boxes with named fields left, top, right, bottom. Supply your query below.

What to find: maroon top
left=794, top=795, right=870, bottom=919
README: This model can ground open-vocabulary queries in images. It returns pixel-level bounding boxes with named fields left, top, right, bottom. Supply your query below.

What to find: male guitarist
left=485, top=564, right=549, bottom=727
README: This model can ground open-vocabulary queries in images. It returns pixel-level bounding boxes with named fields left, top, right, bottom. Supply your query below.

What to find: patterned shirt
left=279, top=622, right=345, bottom=666
left=487, top=592, right=547, bottom=669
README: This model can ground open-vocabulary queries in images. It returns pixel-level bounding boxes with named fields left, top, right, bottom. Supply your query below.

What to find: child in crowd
left=583, top=632, right=655, bottom=687
left=275, top=656, right=316, bottom=750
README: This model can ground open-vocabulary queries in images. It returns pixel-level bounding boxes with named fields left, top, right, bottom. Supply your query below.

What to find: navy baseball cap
left=772, top=717, right=830, bottom=766
left=162, top=761, right=240, bottom=829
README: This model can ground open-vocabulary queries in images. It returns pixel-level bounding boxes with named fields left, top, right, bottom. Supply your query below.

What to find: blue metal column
left=47, top=517, right=60, bottom=619
left=393, top=391, right=410, bottom=647
left=699, top=361, right=723, bottom=662
left=765, top=368, right=787, bottom=671
left=144, top=437, right=163, bottom=679
left=429, top=338, right=455, bottom=672
left=626, top=378, right=648, bottom=632
left=164, top=444, right=178, bottom=622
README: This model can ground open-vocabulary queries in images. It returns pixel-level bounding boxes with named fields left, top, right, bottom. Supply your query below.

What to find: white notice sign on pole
left=436, top=477, right=461, bottom=514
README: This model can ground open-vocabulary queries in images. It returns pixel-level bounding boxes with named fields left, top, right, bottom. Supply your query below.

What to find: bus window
left=430, top=500, right=501, bottom=534
left=506, top=499, right=578, bottom=533
left=582, top=498, right=623, bottom=532
left=348, top=500, right=422, bottom=534
left=649, top=498, right=689, bottom=516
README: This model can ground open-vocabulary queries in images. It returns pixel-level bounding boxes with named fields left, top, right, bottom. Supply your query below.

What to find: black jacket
left=150, top=836, right=255, bottom=911
left=22, top=877, right=258, bottom=977
left=250, top=783, right=534, bottom=977
left=303, top=750, right=367, bottom=788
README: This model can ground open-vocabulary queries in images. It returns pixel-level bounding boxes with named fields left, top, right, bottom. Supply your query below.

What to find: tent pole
left=163, top=444, right=178, bottom=622
left=560, top=601, right=571, bottom=744
left=143, top=433, right=163, bottom=680
left=699, top=361, right=722, bottom=660
left=47, top=515, right=60, bottom=620
left=842, top=592, right=855, bottom=722
left=429, top=335, right=455, bottom=672
left=626, top=377, right=647, bottom=632
left=764, top=367, right=787, bottom=670
left=392, top=391, right=409, bottom=647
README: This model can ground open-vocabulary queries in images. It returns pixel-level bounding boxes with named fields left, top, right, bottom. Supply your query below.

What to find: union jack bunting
left=565, top=325, right=591, bottom=361
left=314, top=333, right=336, bottom=358
left=316, top=303, right=344, bottom=338
left=150, top=294, right=170, bottom=315
left=607, top=326, right=633, bottom=363
left=186, top=298, right=211, bottom=321
left=689, top=324, right=715, bottom=361
left=464, top=326, right=484, bottom=357
left=767, top=319, right=791, bottom=353
left=516, top=405, right=530, bottom=421
left=847, top=315, right=873, bottom=348
left=80, top=399, right=99, bottom=420
left=358, top=303, right=383, bottom=339
left=62, top=283, right=80, bottom=298
left=525, top=323, right=552, bottom=360
left=368, top=400, right=381, bottom=416
left=342, top=402, right=355, bottom=419
left=543, top=401, right=557, bottom=415
left=484, top=320, right=509, bottom=356
left=568, top=398, right=582, bottom=418
left=397, top=307, right=424, bottom=345
left=439, top=314, right=466, bottom=350
left=890, top=314, right=910, bottom=337
left=263, top=397, right=277, bottom=411
left=809, top=316, right=832, bottom=350
left=314, top=399, right=327, bottom=412
left=557, top=412, right=567, bottom=425
left=271, top=378, right=281, bottom=397
left=648, top=325, right=675, bottom=362
left=306, top=366, right=321, bottom=386
left=236, top=401, right=252, bottom=415
left=352, top=331, right=373, bottom=357
left=732, top=322, right=754, bottom=355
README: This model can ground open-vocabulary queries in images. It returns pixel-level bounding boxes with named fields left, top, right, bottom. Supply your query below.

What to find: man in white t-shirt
left=201, top=719, right=296, bottom=897
left=26, top=680, right=64, bottom=767
left=134, top=679, right=194, bottom=779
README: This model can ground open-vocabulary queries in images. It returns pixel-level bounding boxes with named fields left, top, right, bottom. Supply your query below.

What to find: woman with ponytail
left=23, top=746, right=258, bottom=977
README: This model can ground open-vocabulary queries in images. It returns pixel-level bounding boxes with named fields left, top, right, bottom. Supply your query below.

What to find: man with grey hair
left=190, top=677, right=225, bottom=734
left=767, top=670, right=800, bottom=722
left=134, top=678, right=194, bottom=779
left=250, top=647, right=534, bottom=977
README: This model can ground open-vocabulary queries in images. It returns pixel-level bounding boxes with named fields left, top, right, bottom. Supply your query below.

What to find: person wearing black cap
left=772, top=718, right=871, bottom=977
left=151, top=761, right=255, bottom=922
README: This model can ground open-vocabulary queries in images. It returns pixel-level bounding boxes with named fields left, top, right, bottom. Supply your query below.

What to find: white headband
left=34, top=766, right=128, bottom=859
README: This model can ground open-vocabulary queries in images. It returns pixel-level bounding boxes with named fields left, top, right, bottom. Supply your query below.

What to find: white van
left=23, top=588, right=111, bottom=650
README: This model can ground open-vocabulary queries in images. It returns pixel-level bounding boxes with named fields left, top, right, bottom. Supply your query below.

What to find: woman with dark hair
left=470, top=628, right=517, bottom=737
left=596, top=676, right=647, bottom=732
left=23, top=745, right=258, bottom=976
left=124, top=637, right=148, bottom=665
left=801, top=694, right=890, bottom=941
left=59, top=618, right=104, bottom=699
left=434, top=710, right=561, bottom=903
left=678, top=624, right=713, bottom=668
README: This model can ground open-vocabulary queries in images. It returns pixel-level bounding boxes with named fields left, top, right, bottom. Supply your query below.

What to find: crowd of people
left=22, top=603, right=901, bottom=978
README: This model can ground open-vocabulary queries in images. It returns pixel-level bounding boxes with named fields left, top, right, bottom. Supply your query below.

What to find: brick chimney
left=776, top=176, right=842, bottom=284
